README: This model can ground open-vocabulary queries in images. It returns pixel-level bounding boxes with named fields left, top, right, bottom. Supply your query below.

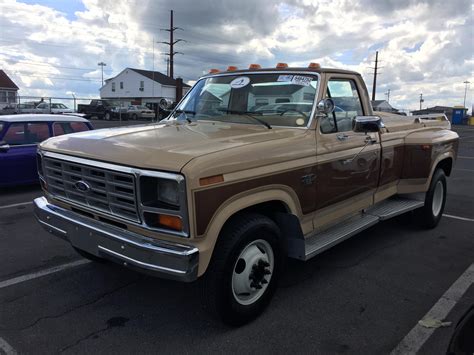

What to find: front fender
left=193, top=186, right=301, bottom=276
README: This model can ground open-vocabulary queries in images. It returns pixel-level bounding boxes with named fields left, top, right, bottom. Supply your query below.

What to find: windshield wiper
left=173, top=109, right=195, bottom=123
left=217, top=108, right=272, bottom=129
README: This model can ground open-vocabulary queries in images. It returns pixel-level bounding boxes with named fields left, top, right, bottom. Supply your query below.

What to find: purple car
left=0, top=114, right=93, bottom=187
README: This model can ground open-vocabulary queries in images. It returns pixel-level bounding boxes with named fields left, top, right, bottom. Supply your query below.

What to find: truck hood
left=40, top=121, right=303, bottom=172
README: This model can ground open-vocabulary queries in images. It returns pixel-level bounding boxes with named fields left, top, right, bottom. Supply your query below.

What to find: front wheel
left=104, top=112, right=111, bottom=121
left=200, top=214, right=283, bottom=326
left=415, top=169, right=447, bottom=229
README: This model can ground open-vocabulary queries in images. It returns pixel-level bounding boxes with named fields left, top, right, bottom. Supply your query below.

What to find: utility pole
left=419, top=93, right=424, bottom=110
left=385, top=89, right=391, bottom=103
left=97, top=62, right=106, bottom=87
left=463, top=80, right=470, bottom=108
left=165, top=58, right=170, bottom=76
left=371, top=51, right=379, bottom=101
left=160, top=10, right=185, bottom=79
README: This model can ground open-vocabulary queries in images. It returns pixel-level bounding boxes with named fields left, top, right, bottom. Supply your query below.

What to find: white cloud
left=0, top=0, right=472, bottom=111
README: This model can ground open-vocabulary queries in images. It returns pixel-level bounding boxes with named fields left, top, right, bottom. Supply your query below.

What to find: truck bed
left=375, top=111, right=451, bottom=133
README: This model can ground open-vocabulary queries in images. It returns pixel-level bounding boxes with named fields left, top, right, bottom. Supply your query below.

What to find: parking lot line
left=458, top=155, right=474, bottom=160
left=454, top=168, right=474, bottom=173
left=0, top=260, right=89, bottom=290
left=0, top=336, right=16, bottom=355
left=391, top=263, right=474, bottom=355
left=443, top=214, right=474, bottom=222
left=0, top=201, right=32, bottom=210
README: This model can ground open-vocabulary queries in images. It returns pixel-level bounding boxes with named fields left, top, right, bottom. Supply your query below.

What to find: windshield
left=172, top=73, right=319, bottom=128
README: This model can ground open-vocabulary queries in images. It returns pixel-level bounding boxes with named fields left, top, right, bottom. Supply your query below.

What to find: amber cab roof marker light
left=308, top=62, right=321, bottom=69
left=226, top=66, right=238, bottom=71
left=249, top=64, right=262, bottom=69
left=276, top=63, right=288, bottom=69
left=209, top=68, right=220, bottom=74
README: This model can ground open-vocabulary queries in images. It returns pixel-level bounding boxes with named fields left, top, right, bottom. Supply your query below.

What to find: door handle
left=337, top=133, right=349, bottom=141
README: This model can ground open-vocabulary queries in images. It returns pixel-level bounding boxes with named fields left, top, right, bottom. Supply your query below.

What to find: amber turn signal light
left=308, top=62, right=321, bottom=69
left=226, top=66, right=238, bottom=71
left=209, top=68, right=220, bottom=74
left=199, top=174, right=224, bottom=186
left=158, top=214, right=183, bottom=231
left=249, top=63, right=262, bottom=69
left=276, top=62, right=288, bottom=69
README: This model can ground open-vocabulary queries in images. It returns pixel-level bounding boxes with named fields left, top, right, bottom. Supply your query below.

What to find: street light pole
left=98, top=62, right=107, bottom=87
left=463, top=81, right=470, bottom=108
left=419, top=93, right=424, bottom=110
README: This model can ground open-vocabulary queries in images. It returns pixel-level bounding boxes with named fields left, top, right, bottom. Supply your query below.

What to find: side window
left=26, top=123, right=50, bottom=142
left=3, top=122, right=50, bottom=145
left=112, top=83, right=116, bottom=92
left=321, top=79, right=364, bottom=133
left=53, top=122, right=89, bottom=136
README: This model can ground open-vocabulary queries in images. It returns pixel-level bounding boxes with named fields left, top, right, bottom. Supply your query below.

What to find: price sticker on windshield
left=291, top=75, right=312, bottom=86
left=230, top=76, right=251, bottom=89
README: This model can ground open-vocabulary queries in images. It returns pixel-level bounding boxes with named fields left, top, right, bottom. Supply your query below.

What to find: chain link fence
left=1, top=96, right=168, bottom=123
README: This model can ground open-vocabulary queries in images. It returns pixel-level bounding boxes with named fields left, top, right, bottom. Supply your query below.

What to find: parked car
left=0, top=103, right=38, bottom=115
left=35, top=102, right=74, bottom=114
left=0, top=114, right=93, bottom=187
left=77, top=99, right=126, bottom=120
left=127, top=105, right=155, bottom=120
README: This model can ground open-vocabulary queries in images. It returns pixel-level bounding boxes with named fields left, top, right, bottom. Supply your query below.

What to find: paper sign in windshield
left=230, top=76, right=250, bottom=89
left=277, top=75, right=312, bottom=86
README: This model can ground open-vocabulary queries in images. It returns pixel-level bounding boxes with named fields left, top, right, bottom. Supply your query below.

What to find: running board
left=289, top=196, right=424, bottom=261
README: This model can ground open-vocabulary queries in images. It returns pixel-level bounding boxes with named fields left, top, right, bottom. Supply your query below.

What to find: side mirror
left=0, top=141, right=10, bottom=153
left=159, top=98, right=174, bottom=111
left=352, top=116, right=384, bottom=133
left=316, top=98, right=335, bottom=115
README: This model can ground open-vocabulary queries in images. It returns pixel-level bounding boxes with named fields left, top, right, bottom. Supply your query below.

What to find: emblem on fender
left=74, top=180, right=91, bottom=192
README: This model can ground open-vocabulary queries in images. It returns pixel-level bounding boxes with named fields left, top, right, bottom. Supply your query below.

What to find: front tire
left=415, top=169, right=447, bottom=229
left=200, top=213, right=283, bottom=326
left=132, top=113, right=138, bottom=120
left=104, top=112, right=111, bottom=121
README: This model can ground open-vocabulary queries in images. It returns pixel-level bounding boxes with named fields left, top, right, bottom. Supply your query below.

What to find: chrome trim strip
left=168, top=70, right=322, bottom=130
left=42, top=151, right=183, bottom=181
left=98, top=245, right=186, bottom=274
left=37, top=219, right=67, bottom=235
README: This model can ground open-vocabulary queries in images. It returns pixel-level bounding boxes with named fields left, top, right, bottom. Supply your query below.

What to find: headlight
left=157, top=179, right=179, bottom=206
left=140, top=176, right=180, bottom=210
left=139, top=174, right=188, bottom=236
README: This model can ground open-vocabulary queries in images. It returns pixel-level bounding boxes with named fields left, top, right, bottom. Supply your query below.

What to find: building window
left=139, top=81, right=144, bottom=91
left=120, top=81, right=123, bottom=90
left=112, top=82, right=116, bottom=92
left=7, top=91, right=16, bottom=103
left=0, top=91, right=6, bottom=103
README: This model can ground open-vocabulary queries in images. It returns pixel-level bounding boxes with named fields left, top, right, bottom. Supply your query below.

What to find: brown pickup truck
left=34, top=63, right=459, bottom=325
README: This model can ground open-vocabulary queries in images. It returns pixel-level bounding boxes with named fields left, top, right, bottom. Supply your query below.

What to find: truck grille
left=43, top=157, right=140, bottom=222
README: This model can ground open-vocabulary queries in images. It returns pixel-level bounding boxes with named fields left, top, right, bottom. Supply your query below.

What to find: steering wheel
left=278, top=109, right=308, bottom=119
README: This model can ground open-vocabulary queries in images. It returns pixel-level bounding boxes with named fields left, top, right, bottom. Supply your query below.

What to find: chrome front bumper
left=33, top=197, right=199, bottom=281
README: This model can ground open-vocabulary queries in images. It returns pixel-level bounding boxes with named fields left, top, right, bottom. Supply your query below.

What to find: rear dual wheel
left=415, top=168, right=447, bottom=229
left=201, top=213, right=283, bottom=326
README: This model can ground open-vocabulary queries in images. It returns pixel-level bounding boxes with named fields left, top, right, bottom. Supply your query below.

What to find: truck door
left=315, top=76, right=381, bottom=214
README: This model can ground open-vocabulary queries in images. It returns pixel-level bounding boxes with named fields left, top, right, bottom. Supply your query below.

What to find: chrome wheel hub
left=232, top=239, right=274, bottom=306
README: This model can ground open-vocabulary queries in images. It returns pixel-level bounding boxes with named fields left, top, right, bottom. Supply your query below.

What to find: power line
left=3, top=60, right=97, bottom=71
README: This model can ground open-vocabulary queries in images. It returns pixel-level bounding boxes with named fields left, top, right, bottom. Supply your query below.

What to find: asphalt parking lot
left=0, top=122, right=473, bottom=354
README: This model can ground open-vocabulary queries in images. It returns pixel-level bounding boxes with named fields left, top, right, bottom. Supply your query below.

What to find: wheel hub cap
left=232, top=239, right=274, bottom=306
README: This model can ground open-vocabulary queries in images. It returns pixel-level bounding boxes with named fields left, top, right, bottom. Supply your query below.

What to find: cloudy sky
left=0, top=0, right=472, bottom=111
